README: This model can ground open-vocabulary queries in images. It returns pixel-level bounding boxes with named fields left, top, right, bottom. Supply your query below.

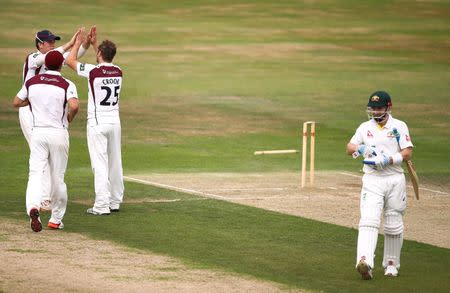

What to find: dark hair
left=35, top=39, right=41, bottom=50
left=98, top=40, right=117, bottom=62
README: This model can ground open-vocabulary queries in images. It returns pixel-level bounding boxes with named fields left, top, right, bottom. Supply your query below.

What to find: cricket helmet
left=366, top=90, right=392, bottom=122
left=367, top=91, right=392, bottom=108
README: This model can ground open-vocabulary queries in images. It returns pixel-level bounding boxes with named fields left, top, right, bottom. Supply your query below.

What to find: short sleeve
left=67, top=81, right=78, bottom=100
left=76, top=62, right=95, bottom=78
left=29, top=52, right=45, bottom=69
left=16, top=85, right=28, bottom=100
left=349, top=124, right=364, bottom=145
left=398, top=122, right=413, bottom=149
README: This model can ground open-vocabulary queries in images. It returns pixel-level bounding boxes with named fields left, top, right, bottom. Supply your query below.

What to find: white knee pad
left=384, top=212, right=403, bottom=235
left=359, top=217, right=380, bottom=229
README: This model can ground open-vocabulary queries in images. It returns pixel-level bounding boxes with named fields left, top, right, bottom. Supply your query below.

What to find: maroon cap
left=45, top=50, right=64, bottom=70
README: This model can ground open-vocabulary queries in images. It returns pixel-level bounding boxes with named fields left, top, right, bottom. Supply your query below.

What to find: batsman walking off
left=346, top=91, right=414, bottom=280
left=66, top=27, right=124, bottom=215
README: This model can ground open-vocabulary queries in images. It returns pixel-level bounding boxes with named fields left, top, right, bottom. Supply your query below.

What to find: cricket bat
left=392, top=128, right=419, bottom=200
left=406, top=160, right=419, bottom=200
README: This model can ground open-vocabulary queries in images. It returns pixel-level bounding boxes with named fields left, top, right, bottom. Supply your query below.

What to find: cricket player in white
left=14, top=51, right=79, bottom=232
left=67, top=27, right=124, bottom=215
left=347, top=91, right=413, bottom=279
left=21, top=29, right=89, bottom=211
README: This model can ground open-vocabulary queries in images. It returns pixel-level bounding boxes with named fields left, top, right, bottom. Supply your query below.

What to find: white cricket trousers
left=26, top=128, right=69, bottom=224
left=19, top=107, right=51, bottom=202
left=87, top=123, right=124, bottom=213
left=356, top=172, right=407, bottom=269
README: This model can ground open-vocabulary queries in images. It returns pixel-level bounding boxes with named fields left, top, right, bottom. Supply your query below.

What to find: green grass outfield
left=1, top=0, right=449, bottom=292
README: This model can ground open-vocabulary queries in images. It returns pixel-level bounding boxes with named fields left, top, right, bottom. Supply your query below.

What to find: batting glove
left=363, top=154, right=390, bottom=170
left=352, top=144, right=377, bottom=159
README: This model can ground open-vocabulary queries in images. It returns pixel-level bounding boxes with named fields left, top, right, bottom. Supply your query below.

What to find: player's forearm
left=63, top=44, right=87, bottom=62
left=389, top=148, right=412, bottom=164
left=91, top=40, right=98, bottom=54
left=387, top=148, right=412, bottom=165
left=77, top=44, right=87, bottom=58
left=346, top=143, right=358, bottom=156
left=13, top=96, right=29, bottom=108
left=400, top=147, right=412, bottom=161
left=66, top=41, right=82, bottom=71
left=61, top=30, right=78, bottom=53
left=67, top=99, right=79, bottom=122
left=67, top=107, right=78, bottom=122
left=82, top=36, right=91, bottom=51
left=61, top=41, right=73, bottom=53
left=68, top=111, right=77, bottom=122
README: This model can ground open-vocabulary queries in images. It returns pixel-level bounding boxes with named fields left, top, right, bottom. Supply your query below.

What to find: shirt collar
left=44, top=70, right=62, bottom=76
left=98, top=62, right=114, bottom=66
left=384, top=115, right=393, bottom=128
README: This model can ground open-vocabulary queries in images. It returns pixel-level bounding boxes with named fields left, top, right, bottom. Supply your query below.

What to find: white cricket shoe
left=86, top=207, right=110, bottom=215
left=356, top=259, right=373, bottom=280
left=48, top=221, right=64, bottom=230
left=384, top=261, right=398, bottom=277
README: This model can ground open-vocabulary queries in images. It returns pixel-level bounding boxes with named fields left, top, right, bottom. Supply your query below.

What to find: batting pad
left=383, top=233, right=403, bottom=269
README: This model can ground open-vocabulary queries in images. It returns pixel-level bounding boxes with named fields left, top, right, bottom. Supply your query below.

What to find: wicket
left=254, top=150, right=299, bottom=155
left=253, top=121, right=316, bottom=188
left=301, top=121, right=316, bottom=188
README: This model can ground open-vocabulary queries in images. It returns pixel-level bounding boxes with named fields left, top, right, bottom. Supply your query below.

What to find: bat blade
left=406, top=160, right=419, bottom=200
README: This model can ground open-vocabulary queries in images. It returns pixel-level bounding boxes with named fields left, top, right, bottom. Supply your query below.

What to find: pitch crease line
left=124, top=176, right=304, bottom=201
left=124, top=176, right=229, bottom=200
left=201, top=187, right=286, bottom=191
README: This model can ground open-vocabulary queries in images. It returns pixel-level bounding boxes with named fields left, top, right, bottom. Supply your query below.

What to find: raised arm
left=66, top=28, right=84, bottom=71
left=60, top=29, right=79, bottom=53
left=89, top=26, right=98, bottom=55
left=63, top=28, right=92, bottom=61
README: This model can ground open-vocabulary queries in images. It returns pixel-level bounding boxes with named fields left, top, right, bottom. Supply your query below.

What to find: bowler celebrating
left=21, top=29, right=89, bottom=211
left=14, top=51, right=79, bottom=231
left=66, top=27, right=124, bottom=215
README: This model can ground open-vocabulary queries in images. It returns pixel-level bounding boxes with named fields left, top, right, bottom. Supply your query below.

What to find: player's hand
left=62, top=28, right=83, bottom=52
left=75, top=27, right=85, bottom=45
left=89, top=26, right=97, bottom=45
left=352, top=144, right=377, bottom=159
left=363, top=154, right=390, bottom=169
left=69, top=28, right=81, bottom=46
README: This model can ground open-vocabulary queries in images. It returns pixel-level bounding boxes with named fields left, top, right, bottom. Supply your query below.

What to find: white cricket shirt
left=350, top=115, right=413, bottom=175
left=22, top=47, right=66, bottom=83
left=16, top=71, right=78, bottom=129
left=76, top=62, right=123, bottom=125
